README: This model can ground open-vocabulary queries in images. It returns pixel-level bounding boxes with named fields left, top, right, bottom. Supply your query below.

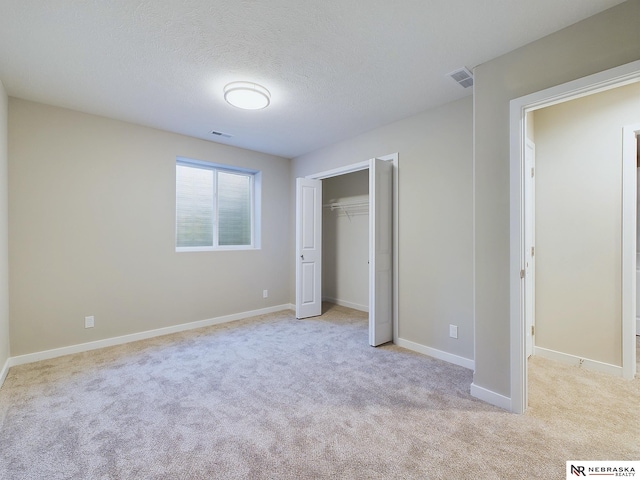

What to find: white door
left=296, top=178, right=322, bottom=319
left=369, top=158, right=393, bottom=346
left=524, top=140, right=536, bottom=357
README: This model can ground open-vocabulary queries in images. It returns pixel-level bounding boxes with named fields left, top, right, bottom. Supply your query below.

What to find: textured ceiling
left=0, top=0, right=626, bottom=158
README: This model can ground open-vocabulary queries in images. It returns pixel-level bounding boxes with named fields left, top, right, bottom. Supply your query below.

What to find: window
left=176, top=158, right=260, bottom=251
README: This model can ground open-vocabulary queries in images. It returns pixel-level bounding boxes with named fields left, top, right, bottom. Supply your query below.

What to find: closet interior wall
left=322, top=170, right=370, bottom=312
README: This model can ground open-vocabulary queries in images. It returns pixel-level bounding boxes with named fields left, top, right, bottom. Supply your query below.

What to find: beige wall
left=292, top=96, right=474, bottom=362
left=534, top=82, right=640, bottom=366
left=0, top=81, right=9, bottom=368
left=8, top=99, right=291, bottom=356
left=322, top=170, right=369, bottom=311
left=474, top=0, right=640, bottom=396
left=526, top=111, right=535, bottom=143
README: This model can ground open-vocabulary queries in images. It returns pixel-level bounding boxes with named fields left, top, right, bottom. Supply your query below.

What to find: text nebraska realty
left=573, top=465, right=636, bottom=477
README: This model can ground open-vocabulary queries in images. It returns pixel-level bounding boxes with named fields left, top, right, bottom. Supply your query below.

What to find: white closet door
left=296, top=178, right=322, bottom=319
left=369, top=158, right=393, bottom=346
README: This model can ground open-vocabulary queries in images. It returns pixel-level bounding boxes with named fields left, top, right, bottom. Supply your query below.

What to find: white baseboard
left=322, top=297, right=368, bottom=312
left=396, top=337, right=475, bottom=370
left=470, top=383, right=512, bottom=411
left=636, top=317, right=640, bottom=335
left=6, top=304, right=294, bottom=370
left=534, top=346, right=622, bottom=377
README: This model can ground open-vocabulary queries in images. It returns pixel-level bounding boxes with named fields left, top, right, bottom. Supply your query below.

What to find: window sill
left=176, top=246, right=260, bottom=253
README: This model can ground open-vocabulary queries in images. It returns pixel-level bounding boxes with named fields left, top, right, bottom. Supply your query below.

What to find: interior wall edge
left=0, top=357, right=9, bottom=389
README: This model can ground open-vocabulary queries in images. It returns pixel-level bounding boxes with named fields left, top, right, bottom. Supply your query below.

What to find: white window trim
left=176, top=157, right=261, bottom=252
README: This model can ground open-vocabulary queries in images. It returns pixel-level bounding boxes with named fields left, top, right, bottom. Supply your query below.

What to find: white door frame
left=305, top=153, right=399, bottom=342
left=509, top=59, right=640, bottom=414
left=623, top=123, right=640, bottom=339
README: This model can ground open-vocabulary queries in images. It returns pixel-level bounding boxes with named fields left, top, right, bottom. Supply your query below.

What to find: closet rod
left=322, top=201, right=369, bottom=210
left=322, top=201, right=369, bottom=222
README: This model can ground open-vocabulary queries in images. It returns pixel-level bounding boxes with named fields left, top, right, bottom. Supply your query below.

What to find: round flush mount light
left=224, top=81, right=271, bottom=110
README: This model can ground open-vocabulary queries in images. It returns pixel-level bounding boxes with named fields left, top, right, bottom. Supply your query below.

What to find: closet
left=322, top=170, right=369, bottom=312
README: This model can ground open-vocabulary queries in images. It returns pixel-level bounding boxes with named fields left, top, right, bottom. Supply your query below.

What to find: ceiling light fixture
left=224, top=81, right=271, bottom=110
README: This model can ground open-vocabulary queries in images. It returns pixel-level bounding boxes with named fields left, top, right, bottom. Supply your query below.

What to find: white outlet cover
left=449, top=325, right=458, bottom=339
left=85, top=316, right=95, bottom=328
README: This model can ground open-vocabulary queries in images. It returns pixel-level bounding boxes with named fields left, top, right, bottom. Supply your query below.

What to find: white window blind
left=176, top=159, right=259, bottom=250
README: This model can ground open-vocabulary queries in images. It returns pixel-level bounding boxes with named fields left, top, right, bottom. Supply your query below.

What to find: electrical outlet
left=449, top=324, right=458, bottom=339
left=85, top=316, right=95, bottom=328
left=263, top=289, right=268, bottom=298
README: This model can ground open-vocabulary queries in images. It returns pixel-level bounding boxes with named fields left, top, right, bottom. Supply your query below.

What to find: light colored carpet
left=0, top=304, right=638, bottom=479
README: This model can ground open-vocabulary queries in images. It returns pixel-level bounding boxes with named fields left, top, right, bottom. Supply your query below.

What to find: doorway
left=295, top=154, right=399, bottom=346
left=509, top=59, right=640, bottom=413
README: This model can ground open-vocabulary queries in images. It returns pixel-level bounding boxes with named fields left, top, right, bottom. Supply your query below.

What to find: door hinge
left=531, top=167, right=535, bottom=178
left=531, top=325, right=535, bottom=336
left=531, top=246, right=535, bottom=257
left=520, top=269, right=525, bottom=279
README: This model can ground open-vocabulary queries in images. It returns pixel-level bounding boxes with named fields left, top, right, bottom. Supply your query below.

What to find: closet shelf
left=323, top=201, right=369, bottom=221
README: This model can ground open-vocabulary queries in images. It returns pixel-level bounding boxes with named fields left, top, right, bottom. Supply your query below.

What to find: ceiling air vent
left=447, top=67, right=474, bottom=89
left=210, top=130, right=233, bottom=139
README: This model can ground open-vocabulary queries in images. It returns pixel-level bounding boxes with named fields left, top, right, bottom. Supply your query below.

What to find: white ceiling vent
left=447, top=67, right=474, bottom=88
left=210, top=130, right=233, bottom=138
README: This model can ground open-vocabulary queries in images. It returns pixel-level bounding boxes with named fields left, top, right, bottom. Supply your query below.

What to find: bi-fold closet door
left=295, top=158, right=393, bottom=347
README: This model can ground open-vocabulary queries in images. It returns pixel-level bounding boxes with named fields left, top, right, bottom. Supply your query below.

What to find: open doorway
left=510, top=59, right=640, bottom=413
left=530, top=83, right=640, bottom=374
left=295, top=154, right=399, bottom=347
